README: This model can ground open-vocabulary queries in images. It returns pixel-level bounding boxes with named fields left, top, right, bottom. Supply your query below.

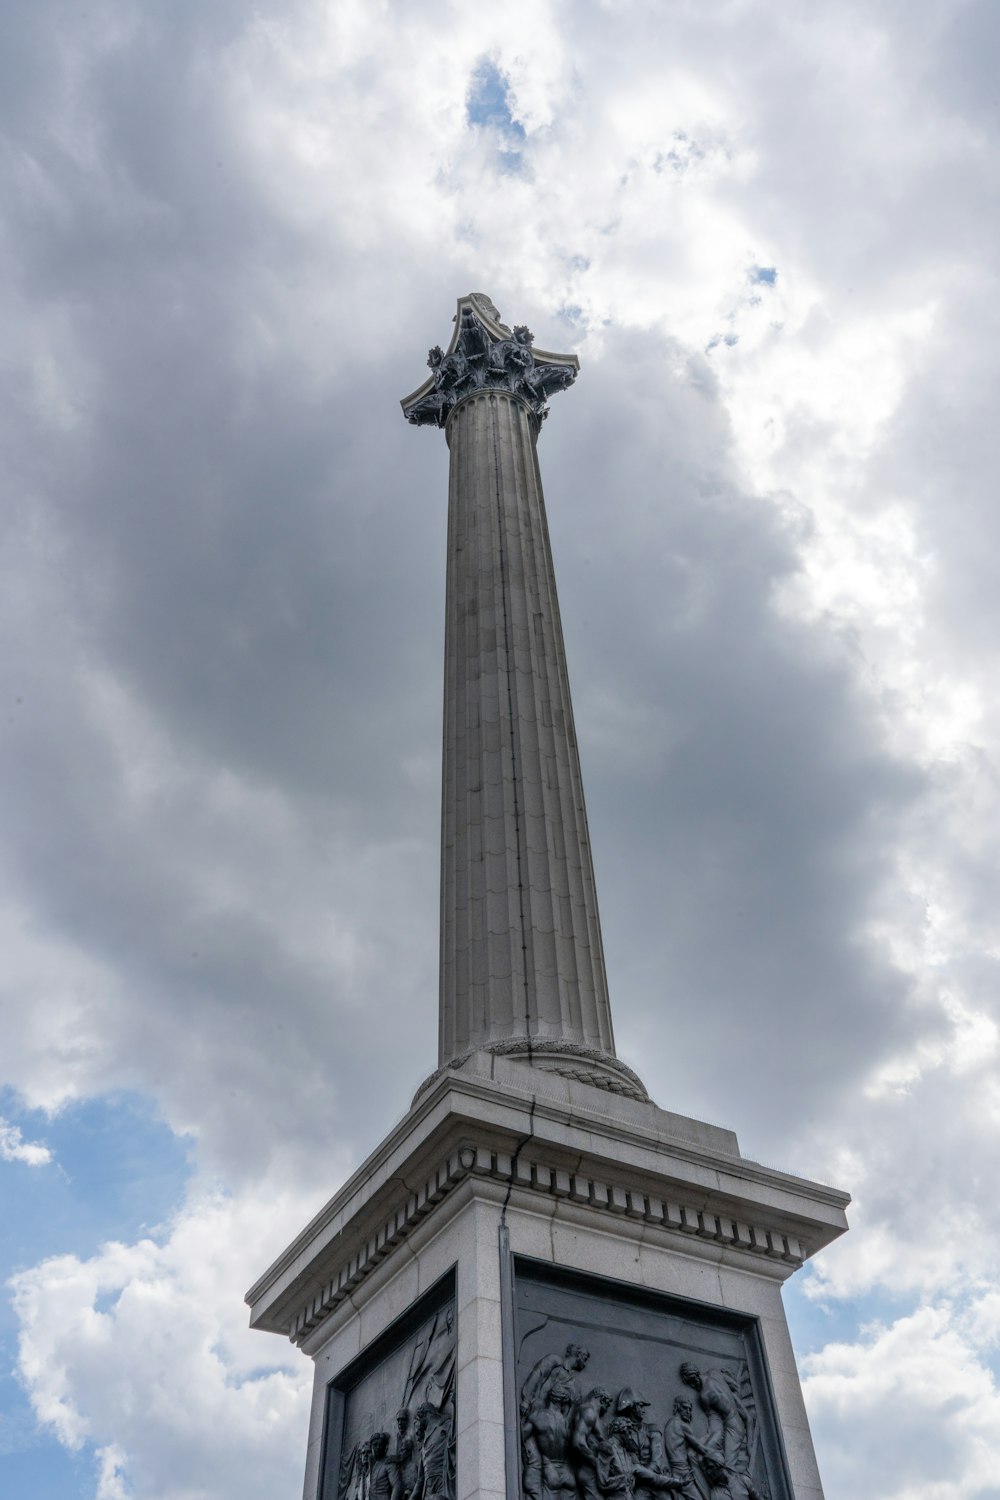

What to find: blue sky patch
left=749, top=265, right=778, bottom=285
left=0, top=1090, right=193, bottom=1272
left=466, top=59, right=527, bottom=175
left=0, top=1091, right=193, bottom=1487
left=785, top=1273, right=917, bottom=1356
left=0, top=1438, right=93, bottom=1499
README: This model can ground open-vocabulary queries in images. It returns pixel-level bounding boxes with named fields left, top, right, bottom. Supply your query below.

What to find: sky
left=1, top=0, right=999, bottom=1496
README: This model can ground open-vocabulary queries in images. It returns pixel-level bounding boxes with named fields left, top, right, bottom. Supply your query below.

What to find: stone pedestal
left=246, top=1057, right=847, bottom=1500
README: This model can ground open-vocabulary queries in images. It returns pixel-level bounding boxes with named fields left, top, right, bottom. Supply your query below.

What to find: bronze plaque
left=320, top=1274, right=456, bottom=1500
left=513, top=1260, right=791, bottom=1500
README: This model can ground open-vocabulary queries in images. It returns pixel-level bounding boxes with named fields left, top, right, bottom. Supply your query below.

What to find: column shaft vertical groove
left=440, top=390, right=615, bottom=1065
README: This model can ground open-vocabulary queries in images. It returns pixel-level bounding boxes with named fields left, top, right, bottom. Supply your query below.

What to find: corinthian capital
left=400, top=293, right=579, bottom=429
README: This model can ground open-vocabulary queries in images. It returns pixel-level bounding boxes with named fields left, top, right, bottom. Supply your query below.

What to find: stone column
left=402, top=295, right=645, bottom=1101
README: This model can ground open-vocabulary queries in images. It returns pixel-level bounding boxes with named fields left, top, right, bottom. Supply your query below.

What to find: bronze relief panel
left=513, top=1262, right=791, bottom=1500
left=320, top=1276, right=456, bottom=1500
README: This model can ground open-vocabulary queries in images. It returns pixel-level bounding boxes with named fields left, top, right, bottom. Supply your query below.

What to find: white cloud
left=96, top=1445, right=130, bottom=1500
left=0, top=1116, right=52, bottom=1167
left=804, top=1305, right=1000, bottom=1499
left=10, top=1183, right=316, bottom=1499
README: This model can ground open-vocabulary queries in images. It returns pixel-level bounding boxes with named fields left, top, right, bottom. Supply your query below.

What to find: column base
left=417, top=1042, right=649, bottom=1107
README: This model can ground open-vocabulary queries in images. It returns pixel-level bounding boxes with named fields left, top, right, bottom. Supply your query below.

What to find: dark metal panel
left=319, top=1271, right=456, bottom=1500
left=510, top=1257, right=794, bottom=1500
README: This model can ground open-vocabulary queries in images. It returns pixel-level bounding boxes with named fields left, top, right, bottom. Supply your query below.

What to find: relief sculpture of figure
left=617, top=1391, right=681, bottom=1499
left=338, top=1305, right=456, bottom=1500
left=595, top=1417, right=640, bottom=1499
left=662, top=1398, right=708, bottom=1500
left=348, top=1439, right=372, bottom=1500
left=390, top=1409, right=419, bottom=1500
left=406, top=1402, right=454, bottom=1500
left=678, top=1364, right=765, bottom=1499
left=595, top=1416, right=682, bottom=1498
left=522, top=1378, right=579, bottom=1500
left=368, top=1433, right=395, bottom=1500
left=699, top=1451, right=766, bottom=1500
left=678, top=1365, right=751, bottom=1471
left=572, top=1387, right=613, bottom=1500
left=520, top=1343, right=590, bottom=1425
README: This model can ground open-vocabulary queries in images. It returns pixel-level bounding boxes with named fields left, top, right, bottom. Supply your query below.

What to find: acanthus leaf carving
left=403, top=301, right=577, bottom=428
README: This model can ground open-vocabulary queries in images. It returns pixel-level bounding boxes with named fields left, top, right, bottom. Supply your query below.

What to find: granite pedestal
left=247, top=1055, right=847, bottom=1500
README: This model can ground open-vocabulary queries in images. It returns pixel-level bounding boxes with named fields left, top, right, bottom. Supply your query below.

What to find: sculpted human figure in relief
left=520, top=1343, right=591, bottom=1424
left=572, top=1387, right=613, bottom=1500
left=351, top=1439, right=372, bottom=1500
left=661, top=1398, right=707, bottom=1500
left=390, top=1408, right=418, bottom=1500
left=678, top=1364, right=751, bottom=1471
left=368, top=1433, right=394, bottom=1500
left=406, top=1403, right=453, bottom=1500
left=522, top=1378, right=579, bottom=1500
left=594, top=1416, right=681, bottom=1498
left=403, top=1306, right=456, bottom=1417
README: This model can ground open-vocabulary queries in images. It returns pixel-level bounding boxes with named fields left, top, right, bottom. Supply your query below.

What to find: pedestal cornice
left=245, top=1053, right=850, bottom=1347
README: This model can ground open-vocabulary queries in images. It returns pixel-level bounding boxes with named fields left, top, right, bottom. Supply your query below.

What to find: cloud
left=0, top=1118, right=52, bottom=1168
left=804, top=1304, right=1000, bottom=1499
left=10, top=1185, right=313, bottom=1500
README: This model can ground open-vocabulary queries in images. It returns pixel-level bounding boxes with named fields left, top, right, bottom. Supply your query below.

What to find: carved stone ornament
left=515, top=1267, right=788, bottom=1500
left=326, top=1294, right=457, bottom=1500
left=401, top=294, right=579, bottom=428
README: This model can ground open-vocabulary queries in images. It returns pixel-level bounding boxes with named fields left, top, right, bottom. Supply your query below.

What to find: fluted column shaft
left=439, top=389, right=614, bottom=1066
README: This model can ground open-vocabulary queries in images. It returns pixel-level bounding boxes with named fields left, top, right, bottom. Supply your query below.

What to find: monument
left=246, top=294, right=849, bottom=1500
